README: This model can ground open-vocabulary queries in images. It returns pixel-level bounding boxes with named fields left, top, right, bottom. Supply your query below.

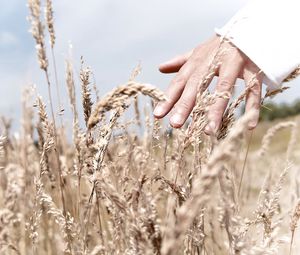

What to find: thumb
left=159, top=50, right=193, bottom=73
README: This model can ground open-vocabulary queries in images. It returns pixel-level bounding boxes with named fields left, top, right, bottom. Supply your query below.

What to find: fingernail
left=248, top=110, right=259, bottom=129
left=204, top=125, right=211, bottom=134
left=209, top=121, right=216, bottom=131
left=153, top=104, right=165, bottom=117
left=170, top=113, right=184, bottom=126
left=248, top=119, right=258, bottom=129
left=205, top=121, right=216, bottom=135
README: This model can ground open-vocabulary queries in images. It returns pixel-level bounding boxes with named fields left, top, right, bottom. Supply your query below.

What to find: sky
left=0, top=0, right=299, bottom=124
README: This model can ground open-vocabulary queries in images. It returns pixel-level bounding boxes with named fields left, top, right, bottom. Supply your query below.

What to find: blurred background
left=0, top=0, right=299, bottom=123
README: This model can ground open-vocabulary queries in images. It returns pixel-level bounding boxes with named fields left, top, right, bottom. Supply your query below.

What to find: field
left=1, top=0, right=300, bottom=254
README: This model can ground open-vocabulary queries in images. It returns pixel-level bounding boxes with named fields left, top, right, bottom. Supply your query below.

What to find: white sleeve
left=215, top=0, right=300, bottom=91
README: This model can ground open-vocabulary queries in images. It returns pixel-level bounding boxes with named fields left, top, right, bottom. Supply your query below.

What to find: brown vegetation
left=0, top=1, right=300, bottom=254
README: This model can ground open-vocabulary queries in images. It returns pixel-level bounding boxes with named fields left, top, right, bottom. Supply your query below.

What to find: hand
left=153, top=35, right=263, bottom=135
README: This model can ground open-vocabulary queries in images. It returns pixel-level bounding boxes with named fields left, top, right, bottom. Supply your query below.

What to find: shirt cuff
left=215, top=0, right=300, bottom=91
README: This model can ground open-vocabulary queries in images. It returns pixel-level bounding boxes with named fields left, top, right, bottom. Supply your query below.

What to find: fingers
left=169, top=68, right=211, bottom=128
left=244, top=71, right=263, bottom=129
left=153, top=62, right=196, bottom=118
left=205, top=57, right=243, bottom=135
left=159, top=51, right=193, bottom=73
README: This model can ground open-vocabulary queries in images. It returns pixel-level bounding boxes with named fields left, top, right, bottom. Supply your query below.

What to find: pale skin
left=153, top=35, right=264, bottom=135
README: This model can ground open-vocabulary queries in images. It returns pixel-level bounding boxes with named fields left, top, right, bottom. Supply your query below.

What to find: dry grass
left=1, top=1, right=300, bottom=254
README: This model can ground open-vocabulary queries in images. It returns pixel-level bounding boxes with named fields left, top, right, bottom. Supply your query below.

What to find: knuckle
left=218, top=79, right=233, bottom=91
left=187, top=76, right=198, bottom=86
left=177, top=99, right=191, bottom=112
left=212, top=108, right=224, bottom=117
left=249, top=91, right=260, bottom=99
left=248, top=101, right=260, bottom=110
left=249, top=85, right=261, bottom=95
left=172, top=76, right=186, bottom=86
left=194, top=44, right=204, bottom=52
left=209, top=106, right=224, bottom=118
left=222, top=51, right=245, bottom=68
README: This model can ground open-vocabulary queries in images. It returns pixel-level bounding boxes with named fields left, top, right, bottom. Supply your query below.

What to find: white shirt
left=216, top=0, right=300, bottom=91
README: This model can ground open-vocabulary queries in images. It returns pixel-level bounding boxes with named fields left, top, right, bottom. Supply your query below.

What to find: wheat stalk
left=290, top=200, right=300, bottom=255
left=88, top=81, right=166, bottom=129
